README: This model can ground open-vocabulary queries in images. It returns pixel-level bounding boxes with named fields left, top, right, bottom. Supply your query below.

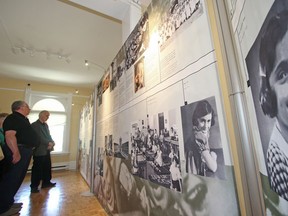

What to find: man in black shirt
left=0, top=101, right=39, bottom=215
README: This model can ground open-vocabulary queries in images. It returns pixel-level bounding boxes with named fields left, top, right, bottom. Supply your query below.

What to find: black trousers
left=30, top=151, right=52, bottom=188
left=0, top=144, right=12, bottom=180
left=0, top=146, right=32, bottom=213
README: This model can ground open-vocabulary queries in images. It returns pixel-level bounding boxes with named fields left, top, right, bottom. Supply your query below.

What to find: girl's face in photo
left=269, top=31, right=288, bottom=130
left=196, top=113, right=212, bottom=133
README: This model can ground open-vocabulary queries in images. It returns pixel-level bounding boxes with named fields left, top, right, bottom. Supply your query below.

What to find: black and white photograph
left=156, top=0, right=202, bottom=47
left=181, top=96, right=226, bottom=180
left=105, top=135, right=114, bottom=156
left=145, top=112, right=182, bottom=191
left=116, top=109, right=132, bottom=160
left=117, top=100, right=148, bottom=178
left=127, top=109, right=183, bottom=192
left=134, top=57, right=145, bottom=93
left=144, top=82, right=184, bottom=190
left=130, top=121, right=147, bottom=179
left=124, top=12, right=149, bottom=70
left=245, top=0, right=288, bottom=205
left=95, top=147, right=104, bottom=177
left=109, top=48, right=126, bottom=92
left=96, top=79, right=103, bottom=106
left=113, top=137, right=129, bottom=159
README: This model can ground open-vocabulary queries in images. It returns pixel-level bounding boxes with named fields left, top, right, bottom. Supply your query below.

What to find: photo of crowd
left=157, top=0, right=202, bottom=47
left=125, top=12, right=149, bottom=70
left=129, top=113, right=182, bottom=192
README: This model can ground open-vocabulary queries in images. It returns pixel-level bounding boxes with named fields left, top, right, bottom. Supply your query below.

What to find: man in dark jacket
left=30, top=110, right=56, bottom=193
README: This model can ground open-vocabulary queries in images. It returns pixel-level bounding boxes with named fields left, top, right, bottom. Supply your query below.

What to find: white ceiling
left=0, top=0, right=151, bottom=89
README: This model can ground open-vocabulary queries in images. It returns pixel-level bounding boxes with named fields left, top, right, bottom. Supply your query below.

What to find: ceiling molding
left=58, top=0, right=122, bottom=24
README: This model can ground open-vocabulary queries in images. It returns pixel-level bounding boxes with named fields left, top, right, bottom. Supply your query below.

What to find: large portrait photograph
left=181, top=96, right=226, bottom=180
left=134, top=57, right=145, bottom=93
left=245, top=0, right=288, bottom=212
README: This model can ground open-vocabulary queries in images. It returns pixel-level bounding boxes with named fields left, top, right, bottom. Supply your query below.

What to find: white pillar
left=121, top=2, right=142, bottom=43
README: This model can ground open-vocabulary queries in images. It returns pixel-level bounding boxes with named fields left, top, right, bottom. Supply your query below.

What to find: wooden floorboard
left=13, top=170, right=107, bottom=216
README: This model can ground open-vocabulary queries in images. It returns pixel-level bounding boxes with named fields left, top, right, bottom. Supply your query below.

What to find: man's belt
left=18, top=144, right=35, bottom=150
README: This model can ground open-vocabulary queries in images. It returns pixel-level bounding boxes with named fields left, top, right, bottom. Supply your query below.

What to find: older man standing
left=30, top=110, right=56, bottom=193
left=0, top=101, right=39, bottom=216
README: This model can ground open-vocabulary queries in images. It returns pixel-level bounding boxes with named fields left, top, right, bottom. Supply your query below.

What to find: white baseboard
left=69, top=161, right=76, bottom=170
left=52, top=162, right=69, bottom=170
left=27, top=161, right=76, bottom=172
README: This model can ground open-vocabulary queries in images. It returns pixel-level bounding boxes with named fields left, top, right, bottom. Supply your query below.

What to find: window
left=26, top=90, right=72, bottom=154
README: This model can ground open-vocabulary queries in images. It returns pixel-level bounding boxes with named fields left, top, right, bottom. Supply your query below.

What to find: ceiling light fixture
left=11, top=45, right=71, bottom=63
left=84, top=59, right=106, bottom=72
left=0, top=18, right=71, bottom=63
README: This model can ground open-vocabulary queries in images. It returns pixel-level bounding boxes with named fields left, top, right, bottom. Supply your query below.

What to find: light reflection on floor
left=14, top=170, right=107, bottom=216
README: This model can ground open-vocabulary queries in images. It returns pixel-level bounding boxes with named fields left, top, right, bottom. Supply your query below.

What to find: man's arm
left=5, top=130, right=21, bottom=164
left=32, top=122, right=49, bottom=148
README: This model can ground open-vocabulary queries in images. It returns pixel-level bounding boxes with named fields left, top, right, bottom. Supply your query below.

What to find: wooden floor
left=13, top=170, right=108, bottom=216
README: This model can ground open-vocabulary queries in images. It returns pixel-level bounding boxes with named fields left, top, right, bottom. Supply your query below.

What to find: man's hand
left=47, top=142, right=55, bottom=151
left=12, top=151, right=21, bottom=164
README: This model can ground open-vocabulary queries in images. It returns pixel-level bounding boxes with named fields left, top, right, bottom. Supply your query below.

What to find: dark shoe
left=11, top=202, right=23, bottom=208
left=0, top=206, right=21, bottom=216
left=41, top=182, right=56, bottom=188
left=31, top=187, right=40, bottom=193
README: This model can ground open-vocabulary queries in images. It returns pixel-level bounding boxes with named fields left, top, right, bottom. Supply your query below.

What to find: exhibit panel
left=78, top=104, right=85, bottom=176
left=224, top=0, right=288, bottom=214
left=89, top=0, right=242, bottom=215
left=78, top=96, right=94, bottom=186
